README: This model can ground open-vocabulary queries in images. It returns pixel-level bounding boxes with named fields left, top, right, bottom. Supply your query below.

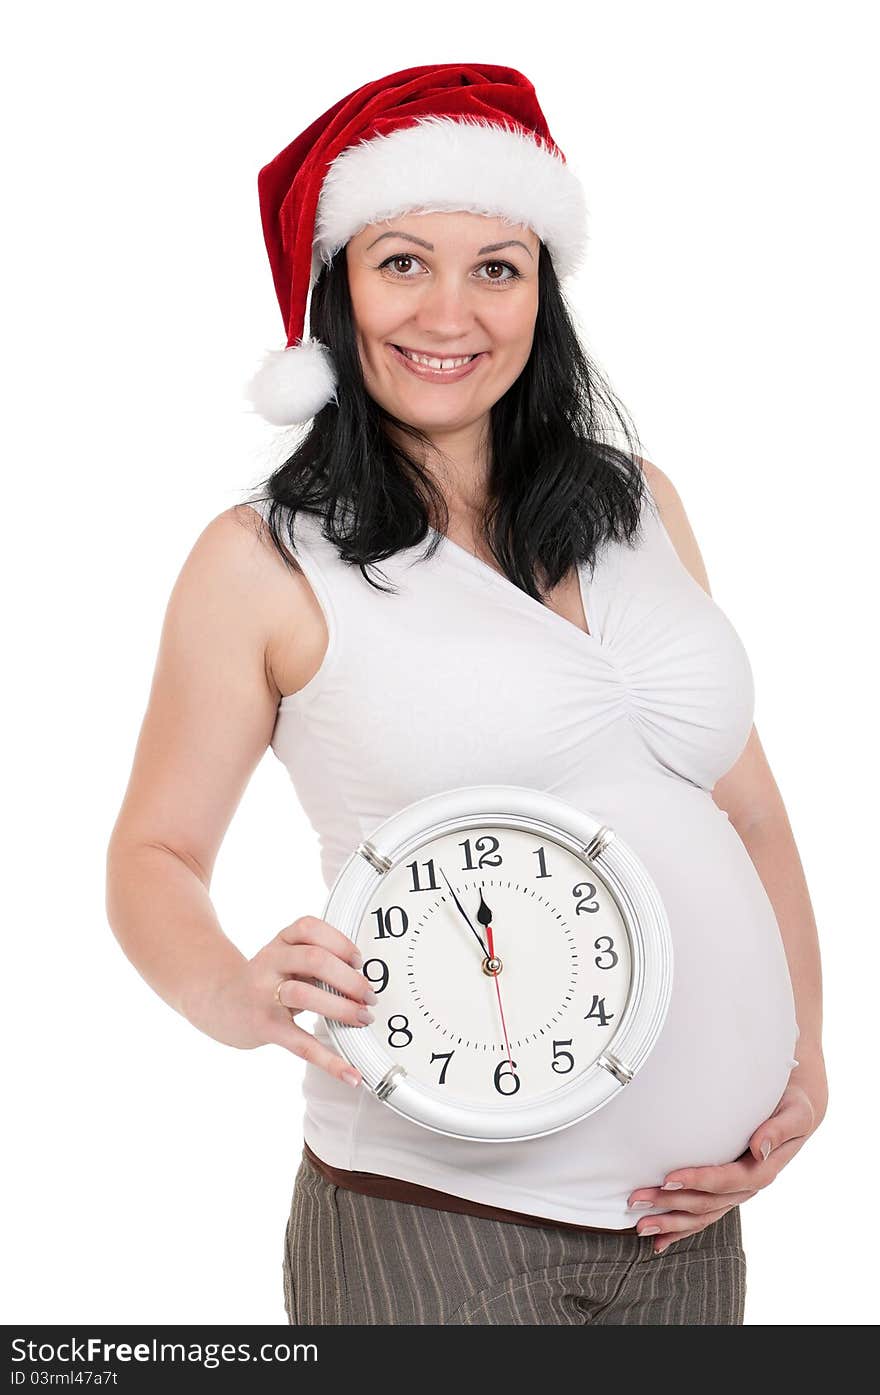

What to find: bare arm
left=105, top=506, right=285, bottom=1033
left=105, top=506, right=373, bottom=1078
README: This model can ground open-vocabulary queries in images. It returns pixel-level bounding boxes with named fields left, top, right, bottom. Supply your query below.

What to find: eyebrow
left=365, top=230, right=534, bottom=259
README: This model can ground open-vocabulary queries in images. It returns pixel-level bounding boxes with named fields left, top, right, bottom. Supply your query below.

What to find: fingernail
left=356, top=1007, right=375, bottom=1024
left=654, top=1243, right=670, bottom=1256
left=629, top=1200, right=655, bottom=1210
left=761, top=1139, right=772, bottom=1160
left=661, top=1181, right=684, bottom=1190
left=342, top=1069, right=360, bottom=1088
left=363, top=988, right=379, bottom=1004
left=352, top=951, right=364, bottom=969
left=640, top=1225, right=662, bottom=1236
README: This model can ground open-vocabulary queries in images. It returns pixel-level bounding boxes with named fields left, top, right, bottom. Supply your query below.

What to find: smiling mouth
left=391, top=344, right=484, bottom=370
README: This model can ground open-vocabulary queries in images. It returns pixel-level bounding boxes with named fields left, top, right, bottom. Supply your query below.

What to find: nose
left=410, top=273, right=476, bottom=342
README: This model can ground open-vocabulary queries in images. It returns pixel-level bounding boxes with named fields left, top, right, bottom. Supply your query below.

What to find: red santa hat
left=245, top=62, right=588, bottom=426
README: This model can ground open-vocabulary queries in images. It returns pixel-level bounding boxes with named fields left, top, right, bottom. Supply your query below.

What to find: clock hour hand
left=476, top=890, right=494, bottom=951
left=438, top=867, right=490, bottom=959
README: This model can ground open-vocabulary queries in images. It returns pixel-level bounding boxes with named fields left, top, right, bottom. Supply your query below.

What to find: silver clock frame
left=318, top=784, right=673, bottom=1143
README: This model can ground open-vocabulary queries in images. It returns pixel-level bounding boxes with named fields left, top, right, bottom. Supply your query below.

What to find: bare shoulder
left=634, top=457, right=712, bottom=596
left=163, top=507, right=287, bottom=693
left=636, top=456, right=673, bottom=510
left=195, top=505, right=302, bottom=623
left=225, top=503, right=330, bottom=701
left=226, top=501, right=300, bottom=571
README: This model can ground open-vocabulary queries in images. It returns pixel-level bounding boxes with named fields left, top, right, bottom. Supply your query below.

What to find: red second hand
left=486, top=924, right=514, bottom=1068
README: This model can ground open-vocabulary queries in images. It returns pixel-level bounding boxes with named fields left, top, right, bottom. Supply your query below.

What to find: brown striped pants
left=282, top=1148, right=747, bottom=1325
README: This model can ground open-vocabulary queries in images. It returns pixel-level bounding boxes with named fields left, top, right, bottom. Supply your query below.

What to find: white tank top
left=244, top=480, right=799, bottom=1230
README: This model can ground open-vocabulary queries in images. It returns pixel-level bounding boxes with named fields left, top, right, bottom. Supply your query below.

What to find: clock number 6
left=493, top=1058, right=521, bottom=1096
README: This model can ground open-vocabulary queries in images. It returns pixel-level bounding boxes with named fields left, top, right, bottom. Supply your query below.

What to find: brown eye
left=379, top=253, right=421, bottom=278
left=477, top=260, right=521, bottom=286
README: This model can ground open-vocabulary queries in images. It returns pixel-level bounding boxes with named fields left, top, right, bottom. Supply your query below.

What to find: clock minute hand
left=476, top=886, right=515, bottom=1070
left=438, top=867, right=490, bottom=959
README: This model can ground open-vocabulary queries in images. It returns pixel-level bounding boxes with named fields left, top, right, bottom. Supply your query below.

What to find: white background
left=4, top=0, right=876, bottom=1326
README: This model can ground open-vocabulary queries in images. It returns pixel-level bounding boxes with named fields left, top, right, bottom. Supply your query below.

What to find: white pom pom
left=244, top=339, right=338, bottom=426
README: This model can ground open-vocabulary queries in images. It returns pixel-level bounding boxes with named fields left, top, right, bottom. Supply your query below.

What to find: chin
left=393, top=400, right=483, bottom=430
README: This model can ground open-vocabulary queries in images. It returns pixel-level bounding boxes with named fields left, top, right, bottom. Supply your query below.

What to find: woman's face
left=345, top=210, right=540, bottom=436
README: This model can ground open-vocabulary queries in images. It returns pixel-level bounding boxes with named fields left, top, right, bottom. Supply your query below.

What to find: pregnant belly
left=302, top=780, right=799, bottom=1216
left=558, top=780, right=800, bottom=1184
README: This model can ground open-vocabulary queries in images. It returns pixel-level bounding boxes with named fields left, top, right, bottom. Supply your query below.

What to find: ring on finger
left=274, top=977, right=298, bottom=1023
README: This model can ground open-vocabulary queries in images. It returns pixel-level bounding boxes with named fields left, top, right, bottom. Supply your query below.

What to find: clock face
left=354, top=823, right=633, bottom=1107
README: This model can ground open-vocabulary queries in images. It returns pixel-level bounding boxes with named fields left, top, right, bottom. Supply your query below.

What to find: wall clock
left=318, top=785, right=673, bottom=1142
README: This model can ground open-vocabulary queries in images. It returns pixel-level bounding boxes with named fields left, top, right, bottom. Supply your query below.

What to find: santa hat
left=245, top=63, right=588, bottom=426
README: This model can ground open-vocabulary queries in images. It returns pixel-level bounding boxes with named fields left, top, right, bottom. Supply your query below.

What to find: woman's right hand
left=198, top=915, right=376, bottom=1088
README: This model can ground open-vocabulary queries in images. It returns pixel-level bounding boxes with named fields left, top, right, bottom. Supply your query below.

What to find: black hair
left=244, top=240, right=650, bottom=599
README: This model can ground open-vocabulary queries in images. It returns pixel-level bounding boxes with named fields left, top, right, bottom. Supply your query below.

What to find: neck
left=388, top=416, right=493, bottom=522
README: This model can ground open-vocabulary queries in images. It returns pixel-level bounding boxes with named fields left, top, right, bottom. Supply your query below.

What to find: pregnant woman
left=105, top=63, right=828, bottom=1325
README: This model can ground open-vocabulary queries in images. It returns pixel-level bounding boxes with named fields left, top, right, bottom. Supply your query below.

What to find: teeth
left=398, top=347, right=477, bottom=370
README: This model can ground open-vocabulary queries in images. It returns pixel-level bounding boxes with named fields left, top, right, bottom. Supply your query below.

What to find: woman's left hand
left=627, top=1055, right=829, bottom=1255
